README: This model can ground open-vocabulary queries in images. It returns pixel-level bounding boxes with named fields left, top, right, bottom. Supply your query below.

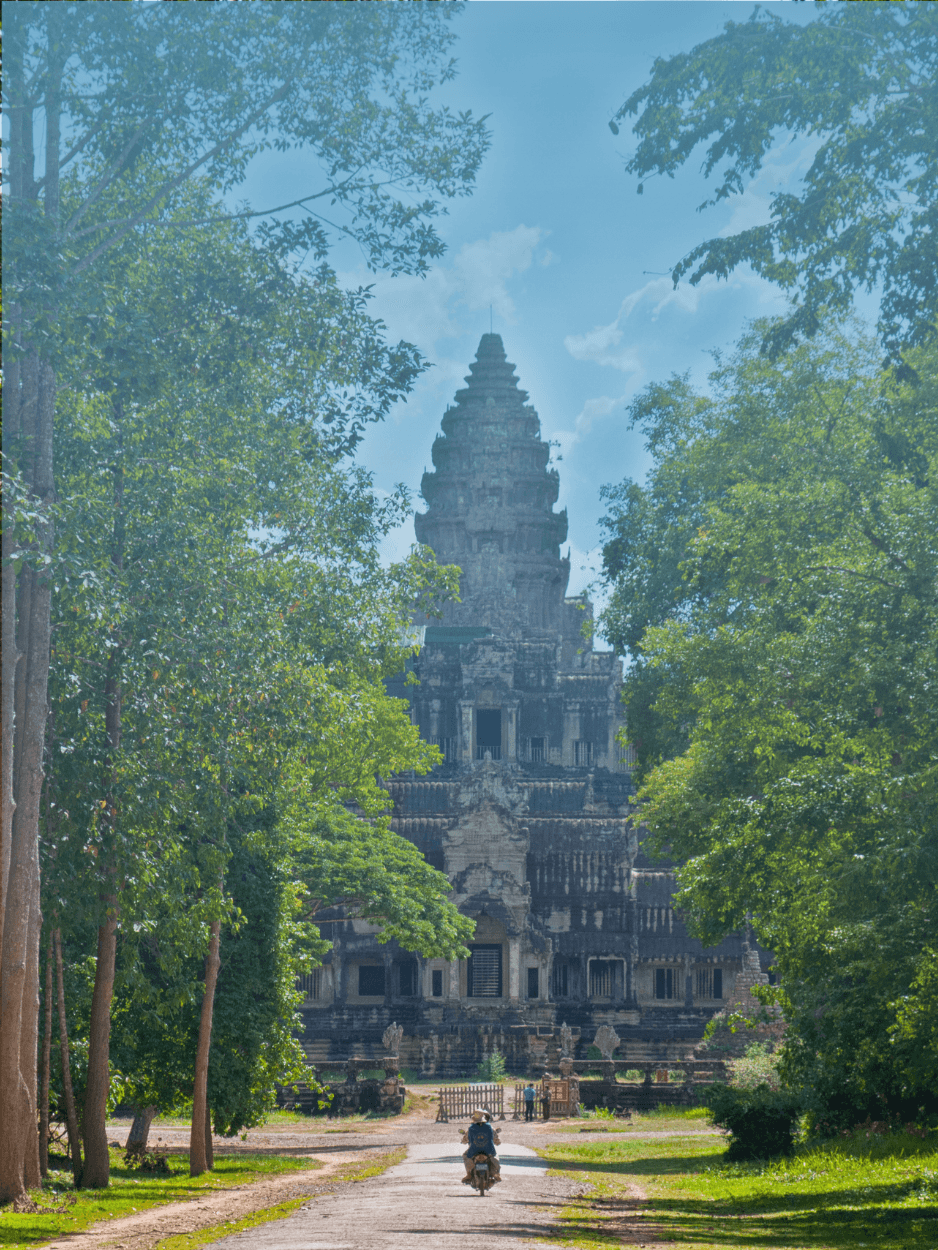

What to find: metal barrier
left=435, top=1083, right=505, bottom=1122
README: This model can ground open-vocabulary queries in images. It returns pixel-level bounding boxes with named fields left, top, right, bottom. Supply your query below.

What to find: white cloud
left=546, top=393, right=629, bottom=467
left=564, top=317, right=642, bottom=373
left=340, top=224, right=550, bottom=351
left=565, top=267, right=787, bottom=372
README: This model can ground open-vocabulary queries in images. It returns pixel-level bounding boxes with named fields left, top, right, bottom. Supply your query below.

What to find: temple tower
left=415, top=333, right=570, bottom=632
left=298, top=334, right=759, bottom=1077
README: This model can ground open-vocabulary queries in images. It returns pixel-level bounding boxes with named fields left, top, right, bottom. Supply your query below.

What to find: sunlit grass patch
left=0, top=1151, right=317, bottom=1249
left=540, top=1129, right=938, bottom=1248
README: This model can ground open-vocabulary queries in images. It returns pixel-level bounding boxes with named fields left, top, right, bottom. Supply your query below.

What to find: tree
left=601, top=321, right=938, bottom=1125
left=3, top=3, right=488, bottom=1199
left=110, top=673, right=473, bottom=1150
left=42, top=195, right=465, bottom=1182
left=611, top=3, right=938, bottom=367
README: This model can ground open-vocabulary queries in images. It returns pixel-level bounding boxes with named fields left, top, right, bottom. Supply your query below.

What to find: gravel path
left=201, top=1137, right=586, bottom=1250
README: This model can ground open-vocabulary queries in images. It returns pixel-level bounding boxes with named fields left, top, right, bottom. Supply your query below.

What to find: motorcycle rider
left=460, top=1108, right=502, bottom=1184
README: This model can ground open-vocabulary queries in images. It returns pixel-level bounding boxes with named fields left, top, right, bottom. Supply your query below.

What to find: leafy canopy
left=601, top=322, right=938, bottom=1124
left=612, top=3, right=938, bottom=366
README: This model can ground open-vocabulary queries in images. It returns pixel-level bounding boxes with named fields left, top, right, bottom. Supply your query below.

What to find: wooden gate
left=544, top=1077, right=576, bottom=1117
left=435, top=1083, right=505, bottom=1122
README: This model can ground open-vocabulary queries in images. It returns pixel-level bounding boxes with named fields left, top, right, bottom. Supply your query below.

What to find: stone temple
left=300, top=334, right=765, bottom=1075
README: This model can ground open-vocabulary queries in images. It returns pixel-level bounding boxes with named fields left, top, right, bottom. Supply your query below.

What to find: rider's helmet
left=471, top=1107, right=492, bottom=1122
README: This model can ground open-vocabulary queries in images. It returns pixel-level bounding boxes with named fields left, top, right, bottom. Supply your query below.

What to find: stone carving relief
left=559, top=1022, right=574, bottom=1058
left=594, top=1024, right=620, bottom=1060
left=382, top=1022, right=404, bottom=1055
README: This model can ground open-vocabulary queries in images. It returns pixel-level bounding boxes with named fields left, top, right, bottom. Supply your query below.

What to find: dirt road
left=202, top=1137, right=583, bottom=1250
left=39, top=1114, right=717, bottom=1250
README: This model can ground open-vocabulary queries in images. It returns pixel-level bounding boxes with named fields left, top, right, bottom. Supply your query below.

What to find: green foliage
left=728, top=1043, right=782, bottom=1093
left=475, top=1051, right=507, bottom=1083
left=601, top=321, right=938, bottom=1127
left=706, top=1083, right=803, bottom=1160
left=890, top=948, right=938, bottom=1104
left=612, top=4, right=938, bottom=367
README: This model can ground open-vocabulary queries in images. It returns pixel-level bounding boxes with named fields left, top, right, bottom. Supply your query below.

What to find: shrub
left=476, top=1050, right=507, bottom=1082
left=728, top=1042, right=782, bottom=1091
left=706, top=1083, right=803, bottom=1160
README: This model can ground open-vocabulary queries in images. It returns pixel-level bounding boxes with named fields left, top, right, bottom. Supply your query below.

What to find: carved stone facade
left=300, top=335, right=763, bottom=1074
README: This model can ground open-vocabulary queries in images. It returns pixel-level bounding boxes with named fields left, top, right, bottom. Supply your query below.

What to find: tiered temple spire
left=415, top=334, right=569, bottom=632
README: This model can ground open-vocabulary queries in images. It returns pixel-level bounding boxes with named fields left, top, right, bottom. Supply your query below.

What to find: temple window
left=552, top=961, right=569, bottom=998
left=527, top=736, right=546, bottom=762
left=526, top=967, right=539, bottom=999
left=298, top=969, right=322, bottom=1002
left=358, top=965, right=385, bottom=996
left=433, top=736, right=456, bottom=763
left=589, top=959, right=623, bottom=999
left=467, top=944, right=503, bottom=997
left=694, top=968, right=723, bottom=1000
left=655, top=968, right=675, bottom=999
left=476, top=708, right=502, bottom=760
left=574, top=740, right=593, bottom=767
left=431, top=969, right=444, bottom=997
left=394, top=960, right=418, bottom=996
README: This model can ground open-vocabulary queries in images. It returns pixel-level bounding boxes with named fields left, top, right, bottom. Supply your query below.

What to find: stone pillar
left=459, top=700, right=474, bottom=764
left=684, top=954, right=693, bottom=1007
left=333, top=955, right=344, bottom=1002
left=508, top=938, right=521, bottom=1002
left=505, top=702, right=519, bottom=762
left=384, top=949, right=394, bottom=1003
left=448, top=959, right=460, bottom=1000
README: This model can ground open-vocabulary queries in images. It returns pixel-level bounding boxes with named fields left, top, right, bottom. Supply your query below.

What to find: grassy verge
left=152, top=1147, right=407, bottom=1250
left=562, top=1106, right=712, bottom=1134
left=0, top=1151, right=317, bottom=1249
left=539, top=1128, right=938, bottom=1249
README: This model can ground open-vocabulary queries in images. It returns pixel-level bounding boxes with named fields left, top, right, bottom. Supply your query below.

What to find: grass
left=151, top=1147, right=406, bottom=1250
left=559, top=1105, right=712, bottom=1133
left=539, top=1127, right=938, bottom=1248
left=0, top=1150, right=317, bottom=1249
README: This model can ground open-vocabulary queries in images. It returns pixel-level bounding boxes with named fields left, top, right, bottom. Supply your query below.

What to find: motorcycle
left=469, top=1152, right=495, bottom=1196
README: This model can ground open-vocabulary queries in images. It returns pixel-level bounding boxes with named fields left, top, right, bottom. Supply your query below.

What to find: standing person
left=523, top=1082, right=536, bottom=1121
left=542, top=1075, right=552, bottom=1121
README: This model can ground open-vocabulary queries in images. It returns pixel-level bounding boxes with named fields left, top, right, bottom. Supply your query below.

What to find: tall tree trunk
left=40, top=934, right=53, bottom=1178
left=53, top=929, right=82, bottom=1186
left=189, top=919, right=221, bottom=1177
left=1, top=11, right=62, bottom=1203
left=23, top=894, right=42, bottom=1191
left=81, top=911, right=117, bottom=1188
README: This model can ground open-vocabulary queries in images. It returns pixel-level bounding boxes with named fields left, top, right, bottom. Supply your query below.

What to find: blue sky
left=246, top=1, right=823, bottom=619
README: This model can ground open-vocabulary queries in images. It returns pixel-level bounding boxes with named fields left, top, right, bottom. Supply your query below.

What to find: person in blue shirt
left=523, top=1082, right=537, bottom=1121
left=460, top=1108, right=502, bottom=1184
